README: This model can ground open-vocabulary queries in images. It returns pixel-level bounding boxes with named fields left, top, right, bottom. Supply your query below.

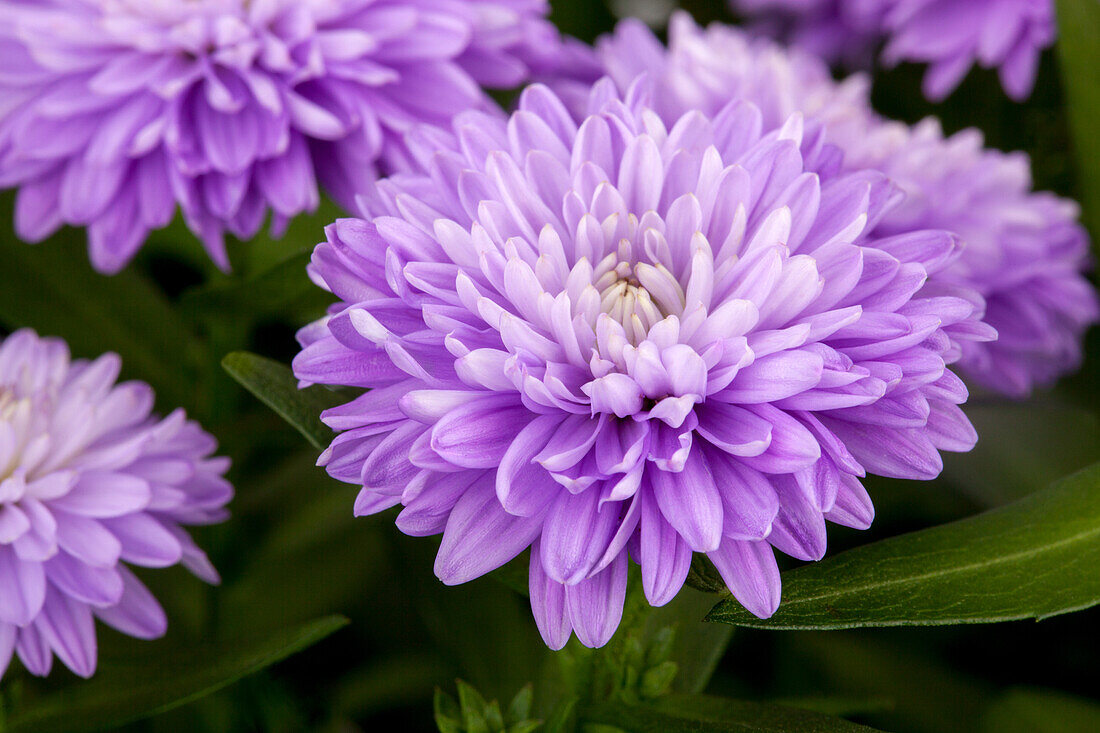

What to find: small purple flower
left=0, top=0, right=566, bottom=273
left=731, top=0, right=1056, bottom=101
left=0, top=330, right=232, bottom=680
left=573, top=13, right=1097, bottom=397
left=294, top=79, right=991, bottom=649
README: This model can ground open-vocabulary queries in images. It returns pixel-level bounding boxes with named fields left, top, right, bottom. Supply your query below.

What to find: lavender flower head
left=294, top=79, right=992, bottom=649
left=580, top=14, right=1096, bottom=396
left=0, top=0, right=568, bottom=273
left=0, top=330, right=231, bottom=680
left=731, top=0, right=1056, bottom=101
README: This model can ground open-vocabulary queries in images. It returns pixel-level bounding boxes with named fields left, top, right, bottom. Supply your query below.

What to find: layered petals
left=559, top=13, right=1096, bottom=397
left=729, top=0, right=1055, bottom=101
left=296, top=79, right=984, bottom=649
left=0, top=331, right=231, bottom=680
left=0, top=0, right=574, bottom=272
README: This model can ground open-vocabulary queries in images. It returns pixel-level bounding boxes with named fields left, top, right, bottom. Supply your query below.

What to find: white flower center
left=0, top=388, right=33, bottom=484
left=591, top=241, right=685, bottom=344
left=0, top=388, right=15, bottom=421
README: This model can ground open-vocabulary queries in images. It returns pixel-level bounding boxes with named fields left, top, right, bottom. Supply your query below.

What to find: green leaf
left=6, top=616, right=349, bottom=733
left=645, top=627, right=675, bottom=668
left=508, top=685, right=535, bottom=724
left=639, top=662, right=678, bottom=700
left=543, top=696, right=578, bottom=733
left=643, top=588, right=733, bottom=696
left=485, top=700, right=506, bottom=731
left=707, top=462, right=1100, bottom=630
left=770, top=696, right=894, bottom=718
left=0, top=221, right=201, bottom=409
left=435, top=689, right=464, bottom=733
left=222, top=351, right=344, bottom=449
left=1056, top=0, right=1100, bottom=238
left=580, top=695, right=883, bottom=732
left=507, top=722, right=544, bottom=733
left=458, top=679, right=492, bottom=733
left=685, top=555, right=727, bottom=594
left=981, top=687, right=1100, bottom=733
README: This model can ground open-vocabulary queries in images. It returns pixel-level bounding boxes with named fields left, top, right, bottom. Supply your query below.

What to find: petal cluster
left=574, top=14, right=1096, bottom=396
left=294, top=80, right=989, bottom=649
left=0, top=330, right=231, bottom=680
left=731, top=0, right=1056, bottom=101
left=0, top=0, right=565, bottom=273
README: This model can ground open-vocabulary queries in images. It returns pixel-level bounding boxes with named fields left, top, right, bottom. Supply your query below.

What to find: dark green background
left=1, top=1, right=1098, bottom=731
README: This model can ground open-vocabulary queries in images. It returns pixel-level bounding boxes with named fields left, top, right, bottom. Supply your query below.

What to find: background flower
left=0, top=0, right=572, bottom=273
left=570, top=13, right=1097, bottom=396
left=0, top=329, right=232, bottom=680
left=729, top=0, right=1056, bottom=101
left=294, top=79, right=991, bottom=649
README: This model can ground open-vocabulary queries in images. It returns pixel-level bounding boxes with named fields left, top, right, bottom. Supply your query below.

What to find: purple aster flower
left=0, top=0, right=568, bottom=273
left=0, top=329, right=231, bottom=680
left=294, top=79, right=991, bottom=649
left=569, top=13, right=1097, bottom=397
left=730, top=0, right=1056, bottom=101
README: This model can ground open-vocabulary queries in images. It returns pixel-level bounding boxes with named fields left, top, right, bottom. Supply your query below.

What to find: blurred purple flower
left=0, top=0, right=571, bottom=273
left=572, top=13, right=1096, bottom=396
left=294, top=79, right=991, bottom=649
left=0, top=329, right=231, bottom=680
left=730, top=0, right=1056, bottom=101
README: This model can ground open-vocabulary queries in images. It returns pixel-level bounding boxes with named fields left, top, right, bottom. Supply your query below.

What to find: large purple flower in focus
left=0, top=330, right=231, bottom=680
left=294, top=79, right=992, bottom=648
left=0, top=0, right=572, bottom=273
left=576, top=13, right=1096, bottom=397
left=731, top=0, right=1056, bottom=101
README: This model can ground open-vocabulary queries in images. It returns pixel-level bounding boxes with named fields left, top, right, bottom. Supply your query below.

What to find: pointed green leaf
left=6, top=615, right=349, bottom=733
left=485, top=700, right=505, bottom=731
left=222, top=351, right=343, bottom=449
left=544, top=695, right=578, bottom=733
left=457, top=679, right=491, bottom=733
left=1056, top=0, right=1100, bottom=238
left=580, top=695, right=882, bottom=732
left=435, top=688, right=464, bottom=733
left=507, top=722, right=543, bottom=733
left=707, top=462, right=1100, bottom=630
left=508, top=684, right=535, bottom=724
left=643, top=588, right=733, bottom=696
left=685, top=555, right=726, bottom=594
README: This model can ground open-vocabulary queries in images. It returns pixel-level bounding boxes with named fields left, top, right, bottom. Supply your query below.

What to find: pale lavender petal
left=94, top=568, right=167, bottom=640
left=650, top=452, right=723, bottom=553
left=638, top=490, right=692, bottom=607
left=565, top=552, right=628, bottom=648
left=707, top=537, right=782, bottom=619
left=435, top=475, right=545, bottom=585
left=540, top=488, right=622, bottom=585
left=529, top=540, right=572, bottom=651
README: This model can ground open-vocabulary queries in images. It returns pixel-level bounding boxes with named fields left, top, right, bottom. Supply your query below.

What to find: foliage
left=707, top=463, right=1100, bottom=629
